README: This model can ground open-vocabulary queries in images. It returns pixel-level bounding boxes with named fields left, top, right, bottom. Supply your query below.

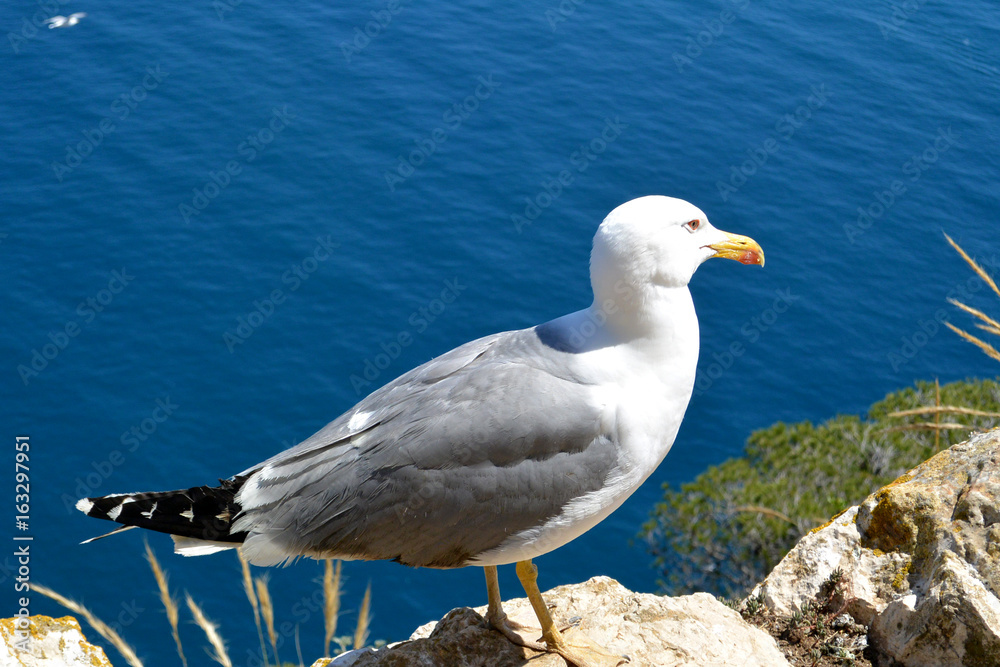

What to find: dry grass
left=890, top=236, right=1000, bottom=449
left=30, top=582, right=145, bottom=667
left=946, top=322, right=1000, bottom=363
left=238, top=549, right=270, bottom=667
left=255, top=575, right=280, bottom=665
left=731, top=505, right=798, bottom=526
left=37, top=549, right=377, bottom=665
left=185, top=593, right=233, bottom=667
left=144, top=541, right=187, bottom=667
left=884, top=421, right=970, bottom=432
left=945, top=234, right=1000, bottom=364
left=353, top=582, right=372, bottom=650
left=888, top=405, right=1000, bottom=418
left=884, top=379, right=982, bottom=447
left=295, top=623, right=305, bottom=667
left=323, top=559, right=343, bottom=656
left=945, top=233, right=1000, bottom=298
left=950, top=299, right=1000, bottom=333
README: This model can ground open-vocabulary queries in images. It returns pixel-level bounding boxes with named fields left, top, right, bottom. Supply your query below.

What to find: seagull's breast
left=589, top=336, right=698, bottom=476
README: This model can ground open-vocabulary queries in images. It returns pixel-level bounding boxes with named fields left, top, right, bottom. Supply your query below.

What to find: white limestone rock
left=0, top=615, right=112, bottom=667
left=327, top=575, right=790, bottom=666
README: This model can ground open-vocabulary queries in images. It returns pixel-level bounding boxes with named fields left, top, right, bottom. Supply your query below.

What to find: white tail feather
left=171, top=535, right=238, bottom=557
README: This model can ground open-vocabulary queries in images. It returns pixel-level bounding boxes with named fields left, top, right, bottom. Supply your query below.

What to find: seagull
left=77, top=196, right=763, bottom=666
left=45, top=13, right=87, bottom=28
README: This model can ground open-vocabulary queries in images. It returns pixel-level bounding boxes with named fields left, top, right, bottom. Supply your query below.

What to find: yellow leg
left=483, top=565, right=545, bottom=651
left=515, top=559, right=627, bottom=667
left=484, top=565, right=504, bottom=622
left=514, top=560, right=562, bottom=645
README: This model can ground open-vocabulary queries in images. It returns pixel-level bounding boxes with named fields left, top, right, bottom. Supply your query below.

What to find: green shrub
left=641, top=378, right=1000, bottom=599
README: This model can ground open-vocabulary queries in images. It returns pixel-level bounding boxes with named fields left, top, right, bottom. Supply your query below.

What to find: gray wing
left=233, top=327, right=619, bottom=568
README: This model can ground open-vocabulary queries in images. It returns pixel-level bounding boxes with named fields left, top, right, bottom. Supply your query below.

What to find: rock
left=328, top=575, right=790, bottom=666
left=749, top=504, right=909, bottom=626
left=751, top=428, right=1000, bottom=666
left=0, top=615, right=112, bottom=666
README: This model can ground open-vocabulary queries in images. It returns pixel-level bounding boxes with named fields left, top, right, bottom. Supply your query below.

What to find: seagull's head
left=591, top=195, right=764, bottom=291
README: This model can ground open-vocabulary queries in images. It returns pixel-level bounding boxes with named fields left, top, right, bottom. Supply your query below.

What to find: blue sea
left=3, top=0, right=998, bottom=663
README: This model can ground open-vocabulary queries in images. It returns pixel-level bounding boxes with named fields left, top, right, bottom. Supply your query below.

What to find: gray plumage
left=234, top=327, right=618, bottom=568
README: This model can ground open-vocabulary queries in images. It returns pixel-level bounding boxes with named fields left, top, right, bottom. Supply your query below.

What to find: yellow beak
left=706, top=232, right=765, bottom=267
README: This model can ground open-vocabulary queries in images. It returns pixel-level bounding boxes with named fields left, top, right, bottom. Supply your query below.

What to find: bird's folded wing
left=233, top=328, right=620, bottom=567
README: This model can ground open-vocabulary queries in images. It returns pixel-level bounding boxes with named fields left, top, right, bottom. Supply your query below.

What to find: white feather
left=75, top=498, right=94, bottom=514
left=171, top=535, right=237, bottom=557
left=348, top=410, right=372, bottom=431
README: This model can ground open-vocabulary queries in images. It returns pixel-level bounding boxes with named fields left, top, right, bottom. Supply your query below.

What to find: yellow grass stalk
left=889, top=405, right=1000, bottom=418
left=323, top=559, right=343, bottom=656
left=238, top=549, right=269, bottom=667
left=884, top=422, right=971, bottom=432
left=144, top=541, right=187, bottom=667
left=353, top=582, right=372, bottom=650
left=945, top=321, right=1000, bottom=363
left=295, top=623, right=305, bottom=667
left=30, top=582, right=144, bottom=667
left=731, top=505, right=797, bottom=526
left=255, top=575, right=280, bottom=665
left=185, top=593, right=232, bottom=667
left=949, top=298, right=1000, bottom=332
left=934, top=378, right=941, bottom=450
left=945, top=233, right=1000, bottom=298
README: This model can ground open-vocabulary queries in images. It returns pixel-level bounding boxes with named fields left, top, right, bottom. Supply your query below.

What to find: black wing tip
left=75, top=493, right=139, bottom=520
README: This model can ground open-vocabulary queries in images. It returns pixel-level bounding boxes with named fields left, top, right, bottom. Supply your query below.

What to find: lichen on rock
left=0, top=615, right=112, bottom=667
left=753, top=427, right=1000, bottom=666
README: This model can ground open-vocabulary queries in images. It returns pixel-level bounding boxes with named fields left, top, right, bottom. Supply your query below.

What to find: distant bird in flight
left=78, top=196, right=764, bottom=666
left=45, top=13, right=87, bottom=28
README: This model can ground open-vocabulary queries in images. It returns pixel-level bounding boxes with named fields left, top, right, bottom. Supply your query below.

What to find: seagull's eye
left=684, top=219, right=701, bottom=233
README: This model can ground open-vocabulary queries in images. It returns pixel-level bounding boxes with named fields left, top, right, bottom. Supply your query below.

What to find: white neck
left=590, top=278, right=698, bottom=350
